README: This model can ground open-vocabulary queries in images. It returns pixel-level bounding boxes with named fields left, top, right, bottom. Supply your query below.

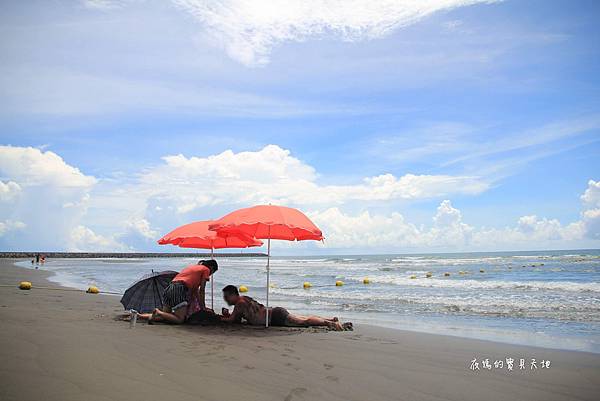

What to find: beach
left=1, top=259, right=599, bottom=401
left=13, top=253, right=600, bottom=352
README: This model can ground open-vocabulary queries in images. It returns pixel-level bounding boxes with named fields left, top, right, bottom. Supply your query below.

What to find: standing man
left=148, top=260, right=218, bottom=324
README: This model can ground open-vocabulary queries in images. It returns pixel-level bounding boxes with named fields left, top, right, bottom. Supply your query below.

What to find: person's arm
left=189, top=286, right=198, bottom=308
left=221, top=303, right=244, bottom=323
left=197, top=278, right=207, bottom=310
left=186, top=288, right=201, bottom=316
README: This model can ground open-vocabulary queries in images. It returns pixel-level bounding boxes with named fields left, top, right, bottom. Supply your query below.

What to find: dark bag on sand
left=186, top=309, right=221, bottom=325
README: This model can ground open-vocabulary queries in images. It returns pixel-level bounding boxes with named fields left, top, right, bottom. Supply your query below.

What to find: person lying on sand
left=138, top=260, right=218, bottom=324
left=220, top=285, right=352, bottom=331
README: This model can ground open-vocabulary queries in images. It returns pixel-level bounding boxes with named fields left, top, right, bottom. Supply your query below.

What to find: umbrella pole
left=266, top=237, right=271, bottom=327
left=211, top=247, right=214, bottom=311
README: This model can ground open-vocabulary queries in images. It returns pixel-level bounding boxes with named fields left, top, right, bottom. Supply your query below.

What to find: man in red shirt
left=149, top=260, right=218, bottom=324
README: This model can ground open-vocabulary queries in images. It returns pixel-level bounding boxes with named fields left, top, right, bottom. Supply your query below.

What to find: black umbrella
left=120, top=270, right=178, bottom=313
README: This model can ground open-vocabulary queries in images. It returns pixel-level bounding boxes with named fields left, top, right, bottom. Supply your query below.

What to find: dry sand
left=1, top=258, right=599, bottom=401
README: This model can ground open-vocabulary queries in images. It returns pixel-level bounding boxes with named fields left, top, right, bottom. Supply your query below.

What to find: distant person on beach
left=35, top=253, right=40, bottom=264
left=145, top=260, right=218, bottom=324
left=220, top=285, right=351, bottom=331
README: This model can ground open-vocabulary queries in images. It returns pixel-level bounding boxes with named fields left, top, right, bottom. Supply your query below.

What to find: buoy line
left=6, top=278, right=381, bottom=296
left=0, top=283, right=122, bottom=295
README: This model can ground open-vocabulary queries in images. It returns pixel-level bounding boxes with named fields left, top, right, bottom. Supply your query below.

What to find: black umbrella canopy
left=120, top=270, right=178, bottom=313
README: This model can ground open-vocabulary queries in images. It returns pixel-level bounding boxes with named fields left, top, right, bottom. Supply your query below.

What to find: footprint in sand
left=325, top=375, right=339, bottom=383
left=323, top=363, right=334, bottom=370
left=284, top=362, right=300, bottom=371
left=284, top=387, right=307, bottom=401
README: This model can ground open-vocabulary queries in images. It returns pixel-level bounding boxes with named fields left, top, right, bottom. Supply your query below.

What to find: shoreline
left=11, top=258, right=600, bottom=355
left=1, top=258, right=599, bottom=401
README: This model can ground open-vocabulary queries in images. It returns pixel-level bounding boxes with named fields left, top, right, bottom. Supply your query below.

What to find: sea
left=15, top=249, right=600, bottom=353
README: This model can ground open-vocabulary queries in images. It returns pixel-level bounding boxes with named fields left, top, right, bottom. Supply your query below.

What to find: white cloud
left=79, top=146, right=600, bottom=251
left=85, top=0, right=499, bottom=66
left=581, top=209, right=600, bottom=240
left=69, top=225, right=127, bottom=252
left=0, top=146, right=97, bottom=249
left=310, top=200, right=474, bottom=250
left=138, top=145, right=487, bottom=214
left=431, top=199, right=473, bottom=246
left=433, top=199, right=463, bottom=226
left=358, top=173, right=487, bottom=201
left=469, top=218, right=586, bottom=249
left=581, top=179, right=600, bottom=207
left=1, top=143, right=597, bottom=252
left=0, top=181, right=21, bottom=201
left=177, top=0, right=500, bottom=66
left=516, top=215, right=562, bottom=239
left=309, top=207, right=422, bottom=248
left=124, top=218, right=158, bottom=240
left=0, top=145, right=155, bottom=251
left=580, top=180, right=600, bottom=239
left=310, top=198, right=593, bottom=251
left=0, top=220, right=26, bottom=236
left=310, top=181, right=600, bottom=251
left=0, top=146, right=96, bottom=188
left=117, top=218, right=160, bottom=249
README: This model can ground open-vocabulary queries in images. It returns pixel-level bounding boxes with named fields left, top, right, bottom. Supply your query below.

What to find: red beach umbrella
left=158, top=220, right=263, bottom=309
left=158, top=220, right=263, bottom=249
left=209, top=205, right=323, bottom=241
left=209, top=205, right=323, bottom=327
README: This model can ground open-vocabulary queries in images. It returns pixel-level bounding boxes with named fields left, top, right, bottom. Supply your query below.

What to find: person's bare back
left=231, top=296, right=267, bottom=325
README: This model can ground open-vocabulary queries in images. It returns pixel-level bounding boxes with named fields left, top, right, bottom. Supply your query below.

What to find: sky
left=0, top=0, right=599, bottom=255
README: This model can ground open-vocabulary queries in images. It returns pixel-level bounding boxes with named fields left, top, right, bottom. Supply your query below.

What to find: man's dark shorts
left=269, top=307, right=290, bottom=326
left=163, top=281, right=189, bottom=312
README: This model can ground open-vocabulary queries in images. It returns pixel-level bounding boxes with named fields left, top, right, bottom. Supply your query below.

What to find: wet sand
left=1, top=259, right=599, bottom=401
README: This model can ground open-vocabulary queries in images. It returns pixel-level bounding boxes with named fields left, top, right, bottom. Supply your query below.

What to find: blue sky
left=0, top=0, right=599, bottom=254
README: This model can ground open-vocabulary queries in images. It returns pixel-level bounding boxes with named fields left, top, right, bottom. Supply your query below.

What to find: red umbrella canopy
left=158, top=220, right=263, bottom=249
left=209, top=205, right=323, bottom=241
